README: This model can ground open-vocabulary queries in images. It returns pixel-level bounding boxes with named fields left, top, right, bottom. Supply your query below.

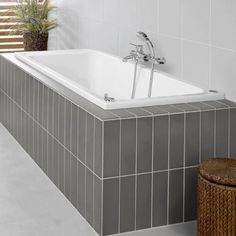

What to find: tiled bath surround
left=1, top=56, right=236, bottom=236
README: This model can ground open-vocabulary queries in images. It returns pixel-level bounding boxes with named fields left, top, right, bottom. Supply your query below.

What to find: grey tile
left=137, top=117, right=152, bottom=173
left=158, top=105, right=183, bottom=114
left=47, top=134, right=54, bottom=181
left=38, top=82, right=43, bottom=125
left=143, top=106, right=169, bottom=115
left=64, top=149, right=71, bottom=200
left=86, top=169, right=94, bottom=226
left=136, top=174, right=151, bottom=230
left=184, top=167, right=197, bottom=222
left=33, top=122, right=39, bottom=164
left=33, top=79, right=39, bottom=122
left=201, top=111, right=215, bottom=160
left=71, top=155, right=78, bottom=208
left=86, top=113, right=94, bottom=171
left=230, top=109, right=236, bottom=158
left=42, top=128, right=48, bottom=174
left=126, top=108, right=151, bottom=116
left=94, top=175, right=102, bottom=235
left=14, top=72, right=22, bottom=107
left=52, top=139, right=59, bottom=187
left=103, top=178, right=119, bottom=236
left=154, top=115, right=169, bottom=171
left=111, top=109, right=136, bottom=119
left=78, top=108, right=86, bottom=163
left=71, top=103, right=78, bottom=156
left=173, top=103, right=200, bottom=112
left=120, top=176, right=135, bottom=233
left=94, top=119, right=103, bottom=178
left=216, top=109, right=229, bottom=157
left=38, top=126, right=43, bottom=169
left=28, top=75, right=34, bottom=117
left=77, top=160, right=85, bottom=217
left=53, top=92, right=59, bottom=140
left=42, top=85, right=49, bottom=129
left=48, top=88, right=54, bottom=135
left=58, top=143, right=65, bottom=194
left=25, top=74, right=30, bottom=114
left=58, top=95, right=65, bottom=145
left=169, top=169, right=183, bottom=224
left=153, top=171, right=168, bottom=227
left=121, top=119, right=136, bottom=175
left=219, top=99, right=236, bottom=108
left=65, top=100, right=72, bottom=150
left=170, top=114, right=184, bottom=168
left=187, top=102, right=213, bottom=111
left=104, top=120, right=120, bottom=178
left=185, top=112, right=200, bottom=166
left=203, top=100, right=228, bottom=109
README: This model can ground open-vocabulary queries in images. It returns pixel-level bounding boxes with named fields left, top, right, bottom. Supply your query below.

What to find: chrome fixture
left=104, top=93, right=115, bottom=102
left=123, top=32, right=166, bottom=99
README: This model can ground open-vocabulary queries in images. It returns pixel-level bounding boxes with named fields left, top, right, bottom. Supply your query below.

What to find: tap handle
left=130, top=43, right=144, bottom=52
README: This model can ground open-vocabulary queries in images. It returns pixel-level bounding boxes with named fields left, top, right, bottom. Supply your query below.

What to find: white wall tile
left=182, top=0, right=210, bottom=43
left=211, top=0, right=236, bottom=51
left=104, top=0, right=120, bottom=25
left=159, top=0, right=181, bottom=37
left=182, top=41, right=210, bottom=89
left=211, top=47, right=236, bottom=101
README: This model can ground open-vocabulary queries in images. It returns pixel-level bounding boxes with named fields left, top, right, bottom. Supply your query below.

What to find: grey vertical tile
left=64, top=149, right=71, bottom=200
left=77, top=161, right=85, bottom=217
left=170, top=114, right=184, bottom=168
left=25, top=74, right=30, bottom=114
left=186, top=112, right=200, bottom=166
left=58, top=95, right=65, bottom=145
left=94, top=118, right=103, bottom=178
left=27, top=116, right=34, bottom=158
left=86, top=113, right=94, bottom=171
left=121, top=119, right=136, bottom=176
left=201, top=111, right=215, bottom=160
left=48, top=88, right=54, bottom=135
left=53, top=139, right=59, bottom=187
left=184, top=167, right=197, bottom=222
left=120, top=176, right=135, bottom=233
left=86, top=169, right=94, bottom=226
left=94, top=175, right=102, bottom=235
left=42, top=85, right=49, bottom=129
left=38, top=127, right=43, bottom=169
left=71, top=104, right=78, bottom=156
left=154, top=116, right=169, bottom=171
left=47, top=134, right=54, bottom=182
left=38, top=82, right=43, bottom=125
left=58, top=143, right=65, bottom=194
left=103, top=178, right=119, bottom=235
left=137, top=117, right=152, bottom=173
left=33, top=121, right=39, bottom=164
left=28, top=75, right=34, bottom=117
left=153, top=171, right=168, bottom=227
left=230, top=109, right=236, bottom=158
left=33, top=79, right=39, bottom=122
left=78, top=108, right=86, bottom=163
left=14, top=72, right=22, bottom=106
left=42, top=129, right=48, bottom=174
left=104, top=120, right=120, bottom=178
left=65, top=100, right=72, bottom=150
left=136, top=173, right=151, bottom=230
left=71, top=155, right=77, bottom=208
left=169, top=169, right=183, bottom=224
left=216, top=109, right=229, bottom=157
left=53, top=93, right=59, bottom=140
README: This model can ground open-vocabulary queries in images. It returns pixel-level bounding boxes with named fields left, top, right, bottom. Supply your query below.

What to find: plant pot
left=23, top=32, right=48, bottom=51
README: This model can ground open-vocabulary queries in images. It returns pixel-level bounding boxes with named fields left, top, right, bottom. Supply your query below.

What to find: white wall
left=49, top=0, right=236, bottom=102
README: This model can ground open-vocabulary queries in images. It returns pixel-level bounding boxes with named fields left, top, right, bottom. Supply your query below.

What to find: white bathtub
left=15, top=49, right=224, bottom=110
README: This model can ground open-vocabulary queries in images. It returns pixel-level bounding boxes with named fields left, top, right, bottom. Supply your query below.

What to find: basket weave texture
left=197, top=158, right=236, bottom=236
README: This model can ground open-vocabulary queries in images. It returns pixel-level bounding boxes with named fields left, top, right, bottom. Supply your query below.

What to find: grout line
left=118, top=119, right=122, bottom=234
left=93, top=117, right=96, bottom=228
left=101, top=121, right=104, bottom=236
left=85, top=112, right=88, bottom=219
left=214, top=108, right=217, bottom=157
left=134, top=118, right=138, bottom=230
left=228, top=108, right=231, bottom=158
left=182, top=111, right=186, bottom=222
left=167, top=114, right=170, bottom=225
left=150, top=116, right=154, bottom=227
left=199, top=111, right=202, bottom=163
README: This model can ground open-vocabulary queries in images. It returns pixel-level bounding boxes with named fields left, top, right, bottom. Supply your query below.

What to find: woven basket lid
left=199, top=158, right=236, bottom=187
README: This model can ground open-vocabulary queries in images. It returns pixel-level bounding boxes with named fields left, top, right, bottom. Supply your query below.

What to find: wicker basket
left=197, top=158, right=236, bottom=236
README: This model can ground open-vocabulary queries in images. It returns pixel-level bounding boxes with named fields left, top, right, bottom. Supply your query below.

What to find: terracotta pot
left=23, top=32, right=48, bottom=51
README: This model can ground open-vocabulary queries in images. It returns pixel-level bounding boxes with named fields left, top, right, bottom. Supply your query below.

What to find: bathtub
left=15, top=49, right=224, bottom=110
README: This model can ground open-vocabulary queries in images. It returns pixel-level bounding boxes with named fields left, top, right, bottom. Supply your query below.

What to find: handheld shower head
left=136, top=32, right=155, bottom=57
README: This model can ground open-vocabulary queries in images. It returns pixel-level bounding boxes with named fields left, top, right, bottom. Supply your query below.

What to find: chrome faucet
left=123, top=32, right=166, bottom=98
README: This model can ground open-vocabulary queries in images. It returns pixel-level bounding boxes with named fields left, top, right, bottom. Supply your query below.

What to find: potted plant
left=14, top=0, right=57, bottom=51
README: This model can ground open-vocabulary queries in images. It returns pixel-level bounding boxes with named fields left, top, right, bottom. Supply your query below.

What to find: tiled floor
left=0, top=123, right=196, bottom=236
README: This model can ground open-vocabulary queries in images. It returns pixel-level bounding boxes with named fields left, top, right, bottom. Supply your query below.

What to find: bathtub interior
left=16, top=50, right=204, bottom=101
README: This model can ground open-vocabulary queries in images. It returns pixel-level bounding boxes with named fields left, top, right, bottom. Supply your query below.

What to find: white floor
left=0, top=123, right=196, bottom=236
